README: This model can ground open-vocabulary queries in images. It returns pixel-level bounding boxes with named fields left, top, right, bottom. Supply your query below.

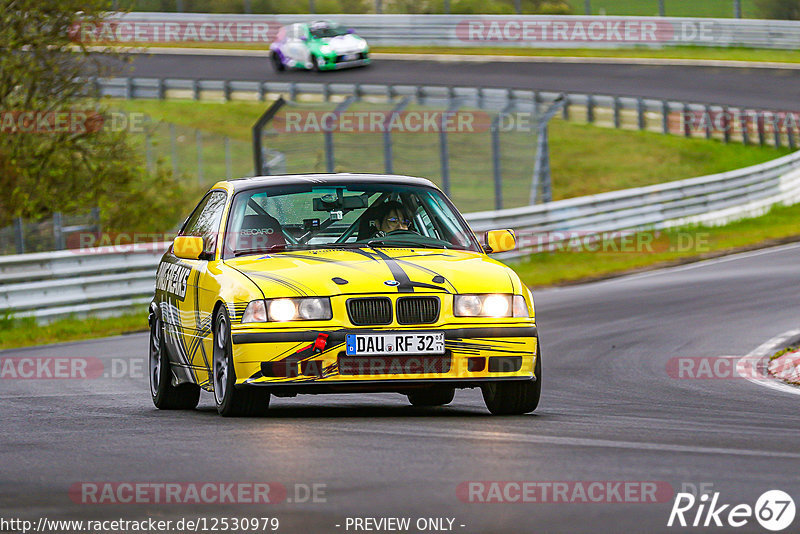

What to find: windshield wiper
left=366, top=239, right=446, bottom=249
left=233, top=244, right=288, bottom=257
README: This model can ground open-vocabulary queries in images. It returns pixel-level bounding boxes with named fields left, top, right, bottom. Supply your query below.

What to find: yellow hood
left=224, top=247, right=519, bottom=298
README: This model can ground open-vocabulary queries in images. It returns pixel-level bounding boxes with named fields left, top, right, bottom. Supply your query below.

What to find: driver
left=373, top=201, right=413, bottom=236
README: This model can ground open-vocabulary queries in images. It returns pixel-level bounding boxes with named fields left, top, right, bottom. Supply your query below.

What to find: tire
left=270, top=51, right=285, bottom=72
left=312, top=54, right=324, bottom=72
left=213, top=308, right=271, bottom=417
left=149, top=310, right=200, bottom=410
left=407, top=387, right=455, bottom=407
left=482, top=349, right=541, bottom=415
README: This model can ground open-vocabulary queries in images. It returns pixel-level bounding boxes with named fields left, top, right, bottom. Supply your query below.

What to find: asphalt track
left=3, top=54, right=800, bottom=533
left=3, top=243, right=800, bottom=533
left=120, top=53, right=800, bottom=109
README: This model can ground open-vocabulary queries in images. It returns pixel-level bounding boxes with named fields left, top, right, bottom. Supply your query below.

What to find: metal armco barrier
left=98, top=77, right=797, bottom=148
left=3, top=149, right=800, bottom=321
left=94, top=13, right=800, bottom=50
left=0, top=243, right=169, bottom=321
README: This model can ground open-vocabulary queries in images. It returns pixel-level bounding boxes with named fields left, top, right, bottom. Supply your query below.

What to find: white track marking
left=737, top=329, right=800, bottom=396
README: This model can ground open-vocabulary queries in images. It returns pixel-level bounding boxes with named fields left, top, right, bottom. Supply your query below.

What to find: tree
left=755, top=0, right=800, bottom=19
left=0, top=0, right=142, bottom=227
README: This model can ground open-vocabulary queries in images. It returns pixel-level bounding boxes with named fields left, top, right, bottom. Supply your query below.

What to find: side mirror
left=347, top=28, right=355, bottom=34
left=173, top=236, right=204, bottom=260
left=300, top=35, right=308, bottom=41
left=484, top=229, right=516, bottom=254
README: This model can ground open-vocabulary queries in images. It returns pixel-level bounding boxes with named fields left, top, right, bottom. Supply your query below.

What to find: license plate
left=345, top=332, right=445, bottom=356
left=343, top=53, right=358, bottom=61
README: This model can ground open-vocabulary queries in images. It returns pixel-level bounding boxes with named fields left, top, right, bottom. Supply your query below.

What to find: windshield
left=309, top=23, right=348, bottom=39
left=221, top=183, right=481, bottom=259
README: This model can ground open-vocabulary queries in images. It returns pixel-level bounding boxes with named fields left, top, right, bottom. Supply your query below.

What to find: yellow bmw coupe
left=149, top=174, right=540, bottom=416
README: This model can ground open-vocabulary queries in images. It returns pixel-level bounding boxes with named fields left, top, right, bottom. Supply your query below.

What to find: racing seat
left=237, top=213, right=286, bottom=251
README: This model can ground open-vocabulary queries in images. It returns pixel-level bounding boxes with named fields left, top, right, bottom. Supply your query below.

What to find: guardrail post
left=757, top=112, right=765, bottom=146
left=562, top=96, right=569, bottom=120
left=322, top=83, right=331, bottom=102
left=126, top=77, right=134, bottom=99
left=740, top=111, right=750, bottom=145
left=587, top=94, right=594, bottom=123
left=354, top=83, right=362, bottom=101
left=91, top=207, right=101, bottom=236
left=637, top=98, right=645, bottom=130
left=683, top=103, right=692, bottom=138
left=416, top=85, right=425, bottom=104
left=223, top=80, right=232, bottom=101
left=772, top=114, right=781, bottom=148
left=533, top=91, right=541, bottom=117
left=258, top=82, right=266, bottom=102
left=787, top=115, right=796, bottom=150
left=722, top=107, right=731, bottom=144
left=196, top=129, right=203, bottom=184
left=477, top=87, right=484, bottom=109
left=734, top=0, right=742, bottom=18
left=192, top=79, right=200, bottom=100
left=13, top=217, right=24, bottom=254
left=704, top=105, right=713, bottom=139
left=662, top=100, right=670, bottom=134
left=613, top=96, right=621, bottom=129
left=158, top=78, right=166, bottom=100
left=53, top=212, right=64, bottom=251
left=289, top=82, right=297, bottom=101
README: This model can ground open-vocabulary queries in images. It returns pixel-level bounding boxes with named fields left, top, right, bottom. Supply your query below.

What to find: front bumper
left=317, top=54, right=370, bottom=70
left=230, top=324, right=538, bottom=388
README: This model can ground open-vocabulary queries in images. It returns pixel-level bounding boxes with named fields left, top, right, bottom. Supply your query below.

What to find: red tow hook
left=313, top=333, right=329, bottom=354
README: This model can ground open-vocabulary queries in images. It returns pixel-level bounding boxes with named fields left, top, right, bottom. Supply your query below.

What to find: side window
left=180, top=191, right=227, bottom=257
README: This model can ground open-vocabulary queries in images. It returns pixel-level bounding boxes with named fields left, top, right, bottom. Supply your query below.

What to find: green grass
left=568, top=0, right=758, bottom=17
left=112, top=98, right=790, bottom=212
left=510, top=202, right=800, bottom=287
left=0, top=307, right=148, bottom=351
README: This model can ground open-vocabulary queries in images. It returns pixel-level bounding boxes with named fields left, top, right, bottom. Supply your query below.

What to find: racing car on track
left=149, top=174, right=540, bottom=416
left=269, top=21, right=370, bottom=72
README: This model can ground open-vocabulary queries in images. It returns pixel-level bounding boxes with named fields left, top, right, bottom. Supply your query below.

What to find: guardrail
left=99, top=76, right=796, bottom=149
left=99, top=13, right=800, bottom=50
left=4, top=148, right=800, bottom=321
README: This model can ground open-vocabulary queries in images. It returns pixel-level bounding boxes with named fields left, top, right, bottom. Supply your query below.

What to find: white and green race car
left=269, top=21, right=371, bottom=72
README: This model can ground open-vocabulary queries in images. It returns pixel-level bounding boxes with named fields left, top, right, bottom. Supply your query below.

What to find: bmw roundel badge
left=384, top=280, right=400, bottom=286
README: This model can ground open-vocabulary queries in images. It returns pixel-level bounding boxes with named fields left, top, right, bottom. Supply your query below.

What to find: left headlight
left=454, top=294, right=529, bottom=318
left=320, top=44, right=333, bottom=55
left=242, top=297, right=333, bottom=323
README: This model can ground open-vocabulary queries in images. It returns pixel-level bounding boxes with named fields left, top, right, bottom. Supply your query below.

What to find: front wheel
left=149, top=310, right=200, bottom=410
left=270, top=51, right=285, bottom=72
left=407, top=387, right=455, bottom=407
left=312, top=54, right=325, bottom=72
left=482, top=349, right=541, bottom=415
left=213, top=308, right=271, bottom=417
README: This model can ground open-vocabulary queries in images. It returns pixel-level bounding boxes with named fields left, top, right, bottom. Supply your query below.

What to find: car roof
left=212, top=173, right=439, bottom=194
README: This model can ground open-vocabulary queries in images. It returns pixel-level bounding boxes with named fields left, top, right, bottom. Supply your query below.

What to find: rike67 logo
left=668, top=490, right=795, bottom=531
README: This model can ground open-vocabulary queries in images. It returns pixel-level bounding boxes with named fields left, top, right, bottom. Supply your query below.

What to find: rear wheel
left=213, top=308, right=270, bottom=417
left=482, top=349, right=541, bottom=415
left=149, top=310, right=200, bottom=410
left=270, top=51, right=285, bottom=72
left=407, top=387, right=455, bottom=407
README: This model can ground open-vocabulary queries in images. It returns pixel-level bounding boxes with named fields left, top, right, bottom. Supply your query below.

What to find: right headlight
left=454, top=294, right=529, bottom=318
left=242, top=297, right=332, bottom=323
